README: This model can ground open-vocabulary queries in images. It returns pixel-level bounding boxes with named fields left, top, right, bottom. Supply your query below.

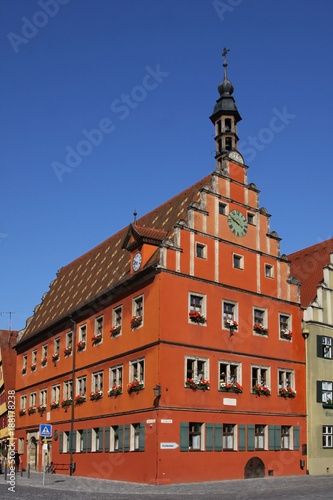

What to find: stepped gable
left=289, top=238, right=333, bottom=307
left=19, top=174, right=211, bottom=342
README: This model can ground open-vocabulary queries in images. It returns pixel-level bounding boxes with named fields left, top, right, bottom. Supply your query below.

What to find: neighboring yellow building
left=290, top=239, right=333, bottom=475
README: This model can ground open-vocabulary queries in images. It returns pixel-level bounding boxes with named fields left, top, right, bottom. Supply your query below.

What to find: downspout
left=68, top=315, right=76, bottom=475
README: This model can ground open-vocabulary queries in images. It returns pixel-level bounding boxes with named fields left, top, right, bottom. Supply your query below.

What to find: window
left=79, top=324, right=87, bottom=343
left=63, top=380, right=73, bottom=400
left=110, top=426, right=119, bottom=452
left=189, top=422, right=204, bottom=451
left=66, top=331, right=73, bottom=349
left=62, top=431, right=70, bottom=453
left=91, top=428, right=100, bottom=452
left=94, top=316, right=103, bottom=342
left=189, top=293, right=206, bottom=323
left=39, top=389, right=47, bottom=406
left=323, top=426, right=333, bottom=448
left=186, top=356, right=209, bottom=384
left=265, top=264, right=274, bottom=278
left=42, top=344, right=48, bottom=362
left=92, top=371, right=103, bottom=392
left=247, top=212, right=255, bottom=224
left=133, top=295, right=143, bottom=319
left=233, top=254, right=243, bottom=270
left=223, top=424, right=236, bottom=450
left=255, top=425, right=267, bottom=450
left=279, top=314, right=292, bottom=339
left=130, top=423, right=141, bottom=451
left=76, top=430, right=85, bottom=453
left=322, top=337, right=332, bottom=359
left=223, top=300, right=238, bottom=328
left=20, top=395, right=27, bottom=410
left=219, top=203, right=226, bottom=215
left=278, top=369, right=294, bottom=390
left=110, top=365, right=123, bottom=388
left=196, top=243, right=206, bottom=259
left=219, top=361, right=241, bottom=389
left=77, top=376, right=87, bottom=396
left=281, top=426, right=292, bottom=450
left=22, top=355, right=27, bottom=373
left=129, top=358, right=145, bottom=385
left=51, top=384, right=60, bottom=403
left=253, top=308, right=268, bottom=334
left=112, top=306, right=123, bottom=336
left=29, top=392, right=36, bottom=408
left=317, top=381, right=333, bottom=403
left=54, top=337, right=60, bottom=354
left=31, top=350, right=37, bottom=368
left=252, top=365, right=270, bottom=392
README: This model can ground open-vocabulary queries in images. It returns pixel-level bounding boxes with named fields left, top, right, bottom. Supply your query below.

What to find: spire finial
left=222, top=48, right=230, bottom=79
left=133, top=210, right=137, bottom=224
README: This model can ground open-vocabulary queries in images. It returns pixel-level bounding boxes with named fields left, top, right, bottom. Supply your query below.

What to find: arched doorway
left=244, top=457, right=265, bottom=478
left=27, top=436, right=38, bottom=471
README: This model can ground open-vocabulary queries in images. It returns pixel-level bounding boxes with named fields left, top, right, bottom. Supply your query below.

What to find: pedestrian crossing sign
left=40, top=424, right=52, bottom=437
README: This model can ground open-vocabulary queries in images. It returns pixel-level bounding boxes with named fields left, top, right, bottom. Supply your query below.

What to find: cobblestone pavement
left=1, top=471, right=333, bottom=499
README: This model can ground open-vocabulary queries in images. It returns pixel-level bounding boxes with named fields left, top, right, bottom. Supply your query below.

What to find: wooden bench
left=50, top=463, right=70, bottom=473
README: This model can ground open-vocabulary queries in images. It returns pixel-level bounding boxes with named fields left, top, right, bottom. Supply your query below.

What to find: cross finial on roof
left=222, top=48, right=230, bottom=78
left=133, top=210, right=137, bottom=224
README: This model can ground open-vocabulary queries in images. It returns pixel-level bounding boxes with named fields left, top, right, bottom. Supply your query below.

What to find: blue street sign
left=40, top=424, right=52, bottom=437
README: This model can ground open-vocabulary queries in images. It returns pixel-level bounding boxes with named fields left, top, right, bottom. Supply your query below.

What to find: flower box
left=64, top=345, right=72, bottom=356
left=77, top=340, right=86, bottom=350
left=38, top=404, right=47, bottom=413
left=90, top=390, right=103, bottom=400
left=91, top=334, right=102, bottom=344
left=224, top=319, right=238, bottom=330
left=52, top=352, right=59, bottom=362
left=220, top=382, right=243, bottom=393
left=185, top=378, right=210, bottom=390
left=323, top=403, right=333, bottom=409
left=61, top=398, right=73, bottom=407
left=127, top=381, right=144, bottom=393
left=131, top=316, right=142, bottom=329
left=74, top=394, right=86, bottom=405
left=253, top=323, right=268, bottom=335
left=189, top=311, right=206, bottom=324
left=110, top=324, right=121, bottom=336
left=252, top=384, right=270, bottom=396
left=108, top=385, right=123, bottom=397
left=280, top=329, right=292, bottom=340
left=30, top=364, right=36, bottom=371
left=279, top=387, right=296, bottom=398
left=19, top=409, right=26, bottom=416
left=28, top=406, right=36, bottom=415
left=50, top=401, right=59, bottom=410
left=41, top=357, right=48, bottom=366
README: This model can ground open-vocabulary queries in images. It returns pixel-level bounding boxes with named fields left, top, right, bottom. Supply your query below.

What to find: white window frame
left=247, top=212, right=255, bottom=225
left=76, top=430, right=84, bottom=453
left=129, top=358, right=145, bottom=385
left=92, top=371, right=103, bottom=392
left=76, top=376, right=87, bottom=396
left=188, top=422, right=205, bottom=451
left=29, top=392, right=36, bottom=408
left=196, top=242, right=207, bottom=259
left=255, top=424, right=268, bottom=450
left=109, top=364, right=123, bottom=389
left=279, top=313, right=292, bottom=338
left=265, top=263, right=274, bottom=278
left=63, top=380, right=73, bottom=400
left=185, top=356, right=209, bottom=384
left=188, top=292, right=207, bottom=325
left=110, top=425, right=119, bottom=452
left=251, top=365, right=270, bottom=392
left=323, top=426, right=333, bottom=448
left=233, top=253, right=243, bottom=270
left=20, top=395, right=27, bottom=410
left=281, top=425, right=293, bottom=450
left=112, top=305, right=123, bottom=336
left=130, top=423, right=141, bottom=451
left=51, top=384, right=60, bottom=403
left=79, top=324, right=87, bottom=344
left=39, top=388, right=47, bottom=406
left=65, top=331, right=73, bottom=348
left=253, top=307, right=268, bottom=332
left=222, top=424, right=237, bottom=450
left=219, top=360, right=242, bottom=388
left=91, top=428, right=99, bottom=453
left=54, top=337, right=60, bottom=354
left=63, top=431, right=70, bottom=453
left=222, top=300, right=238, bottom=329
left=322, top=337, right=332, bottom=359
left=278, top=369, right=295, bottom=390
left=94, top=315, right=104, bottom=342
left=32, top=350, right=37, bottom=365
left=132, top=295, right=144, bottom=327
left=321, top=381, right=333, bottom=403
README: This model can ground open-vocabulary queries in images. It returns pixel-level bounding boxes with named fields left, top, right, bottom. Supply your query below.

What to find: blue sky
left=1, top=0, right=332, bottom=331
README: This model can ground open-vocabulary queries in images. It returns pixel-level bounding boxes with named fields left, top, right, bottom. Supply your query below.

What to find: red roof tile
left=19, top=175, right=211, bottom=342
left=288, top=238, right=333, bottom=307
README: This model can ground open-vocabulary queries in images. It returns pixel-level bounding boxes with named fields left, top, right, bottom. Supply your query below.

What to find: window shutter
left=98, top=427, right=104, bottom=452
left=104, top=427, right=110, bottom=453
left=180, top=422, right=189, bottom=451
left=87, top=429, right=92, bottom=452
left=82, top=429, right=87, bottom=452
left=274, top=425, right=281, bottom=451
left=294, top=426, right=300, bottom=451
left=269, top=425, right=280, bottom=451
left=69, top=430, right=76, bottom=453
left=247, top=424, right=255, bottom=451
left=139, top=422, right=145, bottom=451
left=317, top=335, right=323, bottom=358
left=206, top=423, right=214, bottom=451
left=124, top=424, right=130, bottom=452
left=59, top=432, right=63, bottom=454
left=316, top=380, right=323, bottom=403
left=238, top=424, right=246, bottom=451
left=214, top=423, right=223, bottom=451
left=118, top=425, right=123, bottom=452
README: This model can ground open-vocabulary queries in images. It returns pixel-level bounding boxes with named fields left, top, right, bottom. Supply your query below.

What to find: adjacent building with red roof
left=14, top=52, right=307, bottom=484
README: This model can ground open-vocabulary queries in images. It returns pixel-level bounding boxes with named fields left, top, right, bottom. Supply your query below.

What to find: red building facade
left=14, top=53, right=306, bottom=483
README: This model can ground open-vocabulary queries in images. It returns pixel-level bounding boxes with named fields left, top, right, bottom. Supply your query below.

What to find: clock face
left=132, top=252, right=142, bottom=271
left=227, top=209, right=248, bottom=237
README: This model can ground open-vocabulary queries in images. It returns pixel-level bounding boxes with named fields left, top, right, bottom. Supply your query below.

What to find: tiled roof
left=19, top=174, right=211, bottom=343
left=289, top=238, right=333, bottom=307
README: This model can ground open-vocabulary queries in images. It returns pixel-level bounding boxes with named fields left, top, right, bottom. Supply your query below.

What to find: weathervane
left=222, top=48, right=230, bottom=79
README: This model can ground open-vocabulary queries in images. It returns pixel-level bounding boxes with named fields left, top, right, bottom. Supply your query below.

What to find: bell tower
left=210, top=49, right=242, bottom=169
